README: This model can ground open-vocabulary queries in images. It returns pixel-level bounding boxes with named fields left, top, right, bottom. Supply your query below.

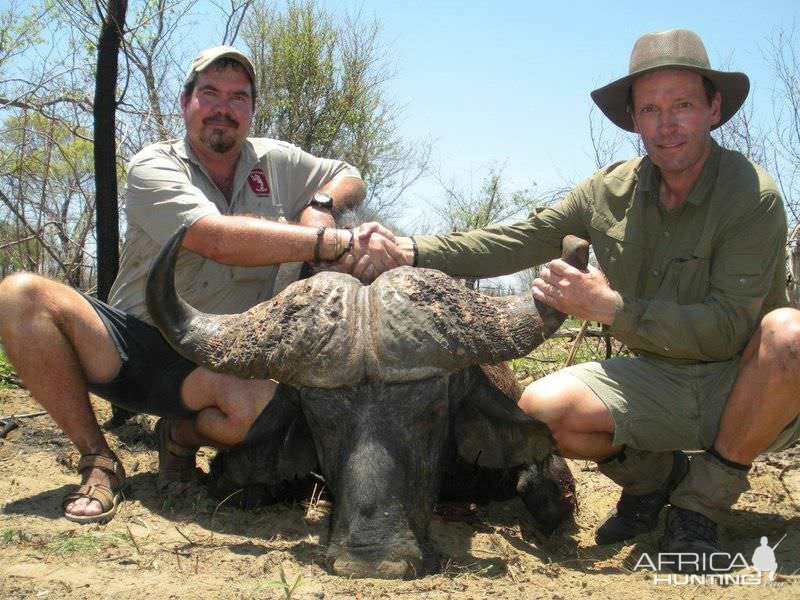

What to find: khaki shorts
left=563, top=356, right=800, bottom=453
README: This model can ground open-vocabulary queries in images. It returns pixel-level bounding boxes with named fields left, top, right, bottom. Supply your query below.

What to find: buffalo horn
left=146, top=228, right=589, bottom=387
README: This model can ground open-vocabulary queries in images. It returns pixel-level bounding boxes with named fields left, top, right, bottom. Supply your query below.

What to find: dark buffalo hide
left=207, top=363, right=576, bottom=579
left=147, top=227, right=589, bottom=579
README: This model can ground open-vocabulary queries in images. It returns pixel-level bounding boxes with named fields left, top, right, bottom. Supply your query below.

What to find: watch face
left=311, top=192, right=334, bottom=209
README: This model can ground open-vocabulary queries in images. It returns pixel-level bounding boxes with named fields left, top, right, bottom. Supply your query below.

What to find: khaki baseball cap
left=183, top=45, right=256, bottom=90
left=591, top=29, right=749, bottom=132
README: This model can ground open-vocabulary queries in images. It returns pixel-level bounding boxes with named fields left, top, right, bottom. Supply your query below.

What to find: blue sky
left=298, top=1, right=800, bottom=229
left=5, top=0, right=796, bottom=231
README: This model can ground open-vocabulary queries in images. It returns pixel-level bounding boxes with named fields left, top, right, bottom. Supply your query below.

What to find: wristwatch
left=307, top=191, right=334, bottom=211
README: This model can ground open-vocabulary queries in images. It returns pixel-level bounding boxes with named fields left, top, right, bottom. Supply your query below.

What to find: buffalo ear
left=454, top=365, right=555, bottom=468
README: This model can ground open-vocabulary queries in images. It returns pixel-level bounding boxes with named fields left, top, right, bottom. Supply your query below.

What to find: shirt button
left=664, top=346, right=671, bottom=352
left=663, top=231, right=670, bottom=237
left=652, top=269, right=660, bottom=277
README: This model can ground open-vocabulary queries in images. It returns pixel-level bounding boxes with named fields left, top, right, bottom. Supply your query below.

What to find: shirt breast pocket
left=588, top=211, right=642, bottom=286
left=666, top=256, right=711, bottom=304
left=722, top=253, right=764, bottom=294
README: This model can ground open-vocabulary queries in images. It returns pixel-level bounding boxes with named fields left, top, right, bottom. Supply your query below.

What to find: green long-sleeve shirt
left=416, top=141, right=789, bottom=364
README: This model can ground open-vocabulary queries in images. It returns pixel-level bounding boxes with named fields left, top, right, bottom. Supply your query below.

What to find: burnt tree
left=94, top=0, right=127, bottom=301
left=94, top=0, right=130, bottom=427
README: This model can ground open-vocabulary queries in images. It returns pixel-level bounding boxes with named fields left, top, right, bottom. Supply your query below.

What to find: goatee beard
left=203, top=128, right=235, bottom=153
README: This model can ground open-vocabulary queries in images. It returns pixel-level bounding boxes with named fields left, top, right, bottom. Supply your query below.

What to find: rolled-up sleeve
left=125, top=149, right=220, bottom=244
left=284, top=145, right=362, bottom=218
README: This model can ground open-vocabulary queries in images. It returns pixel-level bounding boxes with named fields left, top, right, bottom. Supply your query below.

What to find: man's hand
left=334, top=222, right=412, bottom=283
left=345, top=229, right=405, bottom=284
left=531, top=259, right=621, bottom=325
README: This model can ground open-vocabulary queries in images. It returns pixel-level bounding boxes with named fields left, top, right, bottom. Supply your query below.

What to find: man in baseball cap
left=0, top=45, right=400, bottom=524
left=183, top=45, right=257, bottom=95
left=348, top=29, right=799, bottom=573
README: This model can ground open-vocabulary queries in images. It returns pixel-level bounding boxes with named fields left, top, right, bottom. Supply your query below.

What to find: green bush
left=0, top=346, right=19, bottom=388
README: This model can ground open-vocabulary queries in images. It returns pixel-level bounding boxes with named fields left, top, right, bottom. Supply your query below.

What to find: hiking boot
left=659, top=506, right=721, bottom=574
left=595, top=451, right=689, bottom=545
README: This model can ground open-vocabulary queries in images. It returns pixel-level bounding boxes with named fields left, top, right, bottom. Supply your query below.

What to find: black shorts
left=84, top=294, right=198, bottom=417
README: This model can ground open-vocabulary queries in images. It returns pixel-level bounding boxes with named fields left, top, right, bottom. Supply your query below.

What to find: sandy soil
left=1, top=387, right=798, bottom=600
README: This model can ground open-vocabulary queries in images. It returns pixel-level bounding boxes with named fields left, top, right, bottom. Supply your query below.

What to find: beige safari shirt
left=416, top=141, right=788, bottom=364
left=109, top=137, right=361, bottom=324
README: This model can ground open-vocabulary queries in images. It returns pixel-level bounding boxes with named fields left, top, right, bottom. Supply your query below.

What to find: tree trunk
left=94, top=0, right=127, bottom=301
left=95, top=0, right=134, bottom=428
left=789, top=224, right=800, bottom=308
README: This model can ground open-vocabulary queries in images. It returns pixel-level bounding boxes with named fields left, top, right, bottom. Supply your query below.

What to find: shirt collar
left=685, top=139, right=721, bottom=206
left=636, top=155, right=658, bottom=195
left=176, top=136, right=258, bottom=172
left=635, top=138, right=721, bottom=206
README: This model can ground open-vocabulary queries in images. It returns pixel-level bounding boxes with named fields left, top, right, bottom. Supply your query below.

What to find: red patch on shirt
left=247, top=169, right=271, bottom=196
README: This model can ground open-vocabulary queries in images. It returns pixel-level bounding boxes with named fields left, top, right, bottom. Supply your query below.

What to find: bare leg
left=155, top=368, right=279, bottom=486
left=519, top=370, right=619, bottom=460
left=0, top=273, right=123, bottom=517
left=177, top=368, right=277, bottom=446
left=714, top=308, right=800, bottom=464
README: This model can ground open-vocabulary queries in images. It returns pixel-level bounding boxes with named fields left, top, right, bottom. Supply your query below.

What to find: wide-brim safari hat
left=590, top=29, right=749, bottom=132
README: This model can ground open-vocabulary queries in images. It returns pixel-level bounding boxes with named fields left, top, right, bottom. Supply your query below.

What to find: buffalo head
left=146, top=228, right=588, bottom=578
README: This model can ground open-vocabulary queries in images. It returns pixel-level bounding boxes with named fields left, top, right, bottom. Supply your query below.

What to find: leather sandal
left=62, top=454, right=126, bottom=524
left=155, top=417, right=199, bottom=492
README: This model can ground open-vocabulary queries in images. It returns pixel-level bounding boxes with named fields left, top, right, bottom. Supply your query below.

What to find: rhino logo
left=247, top=168, right=270, bottom=196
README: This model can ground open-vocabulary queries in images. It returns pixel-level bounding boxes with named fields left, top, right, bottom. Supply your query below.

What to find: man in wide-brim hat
left=352, top=28, right=800, bottom=574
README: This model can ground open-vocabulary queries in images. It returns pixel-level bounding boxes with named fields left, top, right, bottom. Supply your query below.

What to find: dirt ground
left=1, top=387, right=798, bottom=600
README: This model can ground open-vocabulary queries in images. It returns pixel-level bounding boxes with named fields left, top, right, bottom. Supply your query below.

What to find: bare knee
left=0, top=273, right=51, bottom=321
left=519, top=371, right=613, bottom=437
left=519, top=375, right=570, bottom=429
left=0, top=273, right=64, bottom=350
left=184, top=369, right=274, bottom=443
left=520, top=372, right=592, bottom=428
left=753, top=308, right=800, bottom=367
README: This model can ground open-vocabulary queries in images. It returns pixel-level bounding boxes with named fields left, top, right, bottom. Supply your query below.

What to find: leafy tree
left=242, top=0, right=429, bottom=219
left=435, top=165, right=538, bottom=233
left=764, top=25, right=800, bottom=225
left=0, top=112, right=96, bottom=286
left=434, top=165, right=540, bottom=290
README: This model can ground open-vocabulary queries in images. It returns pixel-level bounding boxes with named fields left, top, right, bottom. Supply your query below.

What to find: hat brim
left=590, top=66, right=750, bottom=132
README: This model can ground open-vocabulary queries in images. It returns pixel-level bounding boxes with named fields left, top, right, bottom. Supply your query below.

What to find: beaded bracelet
left=333, top=228, right=355, bottom=262
left=313, top=226, right=326, bottom=265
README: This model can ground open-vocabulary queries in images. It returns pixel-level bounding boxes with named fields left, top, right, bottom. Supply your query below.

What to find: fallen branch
left=0, top=411, right=48, bottom=438
left=563, top=320, right=590, bottom=368
left=0, top=410, right=47, bottom=420
left=550, top=326, right=607, bottom=339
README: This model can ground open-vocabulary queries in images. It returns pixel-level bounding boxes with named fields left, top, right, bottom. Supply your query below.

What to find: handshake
left=313, top=222, right=415, bottom=284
